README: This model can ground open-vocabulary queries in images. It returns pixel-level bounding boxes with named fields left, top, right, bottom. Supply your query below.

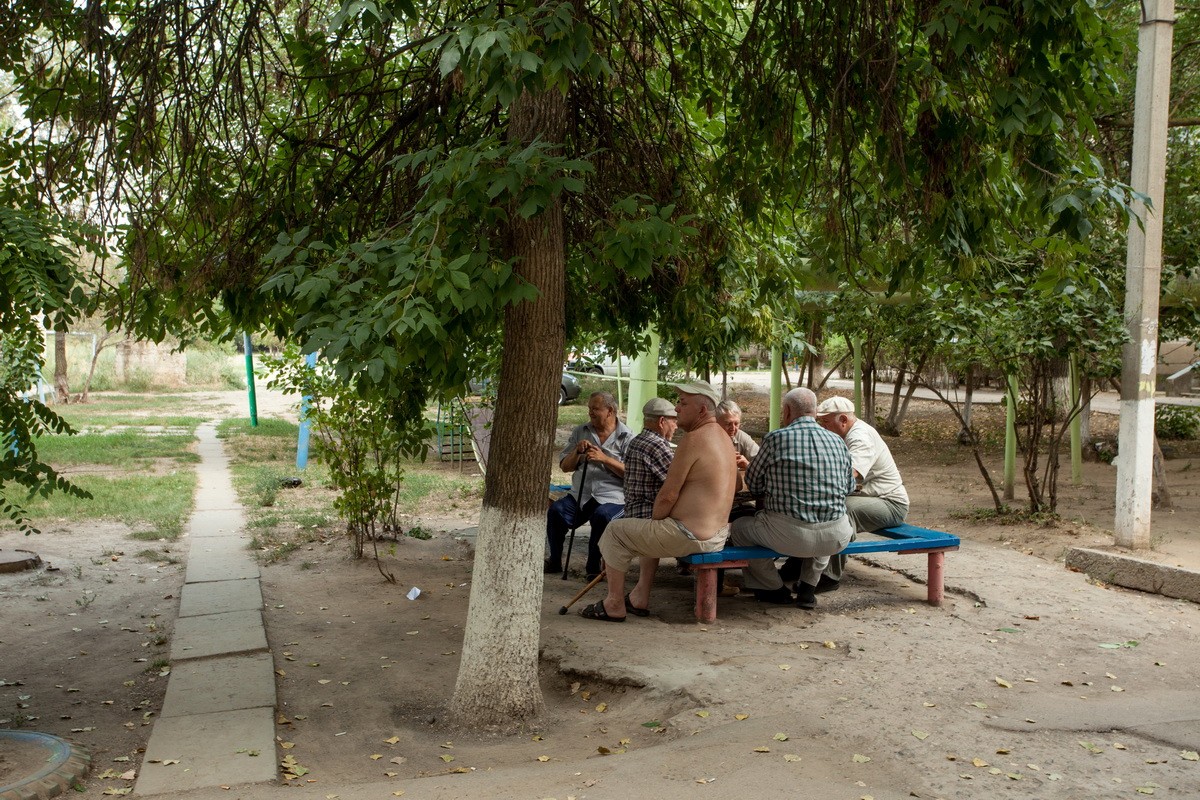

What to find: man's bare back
left=653, top=417, right=736, bottom=539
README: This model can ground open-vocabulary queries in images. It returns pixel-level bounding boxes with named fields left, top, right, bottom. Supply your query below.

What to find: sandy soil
left=3, top=387, right=1200, bottom=799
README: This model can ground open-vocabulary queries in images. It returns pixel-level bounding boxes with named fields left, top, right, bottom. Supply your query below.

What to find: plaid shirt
left=622, top=429, right=674, bottom=519
left=745, top=416, right=855, bottom=523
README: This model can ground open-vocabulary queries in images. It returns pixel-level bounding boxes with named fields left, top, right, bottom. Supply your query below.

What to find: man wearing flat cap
left=781, top=395, right=909, bottom=593
left=622, top=397, right=679, bottom=521
left=730, top=387, right=856, bottom=610
left=580, top=380, right=735, bottom=622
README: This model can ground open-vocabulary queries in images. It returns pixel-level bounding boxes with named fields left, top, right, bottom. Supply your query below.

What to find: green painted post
left=769, top=346, right=782, bottom=430
left=1004, top=373, right=1017, bottom=501
left=243, top=332, right=259, bottom=428
left=1070, top=355, right=1083, bottom=485
left=852, top=337, right=863, bottom=416
left=627, top=329, right=660, bottom=431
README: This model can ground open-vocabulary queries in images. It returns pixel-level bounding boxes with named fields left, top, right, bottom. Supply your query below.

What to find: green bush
left=1156, top=405, right=1200, bottom=440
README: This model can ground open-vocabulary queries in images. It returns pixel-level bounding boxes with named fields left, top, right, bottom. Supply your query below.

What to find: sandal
left=579, top=601, right=625, bottom=622
left=624, top=594, right=650, bottom=617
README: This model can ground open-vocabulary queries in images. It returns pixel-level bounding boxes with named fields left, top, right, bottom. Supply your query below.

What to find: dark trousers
left=546, top=495, right=624, bottom=576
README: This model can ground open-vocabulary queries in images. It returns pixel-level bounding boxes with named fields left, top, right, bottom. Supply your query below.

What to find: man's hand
left=734, top=453, right=749, bottom=470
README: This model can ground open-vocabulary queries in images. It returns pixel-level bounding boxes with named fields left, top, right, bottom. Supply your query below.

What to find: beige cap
left=815, top=396, right=855, bottom=416
left=672, top=379, right=720, bottom=405
left=642, top=397, right=678, bottom=418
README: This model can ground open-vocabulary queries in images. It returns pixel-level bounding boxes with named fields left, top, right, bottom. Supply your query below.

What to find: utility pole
left=1115, top=0, right=1174, bottom=548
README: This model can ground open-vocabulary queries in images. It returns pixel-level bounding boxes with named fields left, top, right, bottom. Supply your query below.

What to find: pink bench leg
left=695, top=568, right=718, bottom=623
left=927, top=551, right=945, bottom=606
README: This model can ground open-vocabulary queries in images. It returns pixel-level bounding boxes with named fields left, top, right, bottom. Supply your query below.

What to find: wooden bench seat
left=678, top=523, right=960, bottom=622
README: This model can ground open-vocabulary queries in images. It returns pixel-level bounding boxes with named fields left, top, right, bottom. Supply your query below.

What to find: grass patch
left=218, top=417, right=300, bottom=441
left=951, top=506, right=1061, bottom=527
left=397, top=472, right=482, bottom=513
left=35, top=430, right=198, bottom=469
left=9, top=472, right=197, bottom=539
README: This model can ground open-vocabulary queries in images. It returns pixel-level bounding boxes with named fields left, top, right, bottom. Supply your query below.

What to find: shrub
left=1156, top=405, right=1200, bottom=440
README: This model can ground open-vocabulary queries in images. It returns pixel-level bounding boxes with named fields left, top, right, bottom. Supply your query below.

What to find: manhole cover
left=0, top=550, right=42, bottom=574
left=0, top=731, right=90, bottom=800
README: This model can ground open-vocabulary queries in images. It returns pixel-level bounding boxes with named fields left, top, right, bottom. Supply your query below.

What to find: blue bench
left=678, top=523, right=961, bottom=622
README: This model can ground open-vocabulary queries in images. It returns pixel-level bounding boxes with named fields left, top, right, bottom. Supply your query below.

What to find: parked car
left=470, top=372, right=581, bottom=406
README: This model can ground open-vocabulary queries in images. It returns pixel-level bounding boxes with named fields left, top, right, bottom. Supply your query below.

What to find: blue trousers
left=546, top=495, right=624, bottom=576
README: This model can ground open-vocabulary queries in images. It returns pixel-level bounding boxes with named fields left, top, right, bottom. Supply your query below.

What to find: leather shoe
left=777, top=557, right=802, bottom=584
left=543, top=559, right=561, bottom=574
left=815, top=575, right=840, bottom=593
left=794, top=581, right=817, bottom=609
left=752, top=586, right=794, bottom=604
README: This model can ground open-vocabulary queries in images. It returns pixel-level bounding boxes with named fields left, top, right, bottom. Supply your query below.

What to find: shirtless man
left=579, top=380, right=736, bottom=622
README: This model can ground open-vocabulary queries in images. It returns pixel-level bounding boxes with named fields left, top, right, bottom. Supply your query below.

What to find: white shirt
left=845, top=420, right=908, bottom=506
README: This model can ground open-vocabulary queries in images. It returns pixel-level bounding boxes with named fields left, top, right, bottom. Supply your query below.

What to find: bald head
left=783, top=387, right=817, bottom=419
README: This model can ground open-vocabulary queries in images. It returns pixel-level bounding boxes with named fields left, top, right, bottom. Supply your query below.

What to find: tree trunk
left=808, top=318, right=824, bottom=389
left=448, top=85, right=566, bottom=728
left=81, top=332, right=116, bottom=403
left=54, top=325, right=70, bottom=404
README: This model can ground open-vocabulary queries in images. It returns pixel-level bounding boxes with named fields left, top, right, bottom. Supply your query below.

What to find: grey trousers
left=823, top=496, right=909, bottom=581
left=730, top=511, right=854, bottom=589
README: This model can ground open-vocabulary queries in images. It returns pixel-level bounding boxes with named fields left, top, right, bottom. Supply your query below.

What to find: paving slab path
left=135, top=424, right=277, bottom=795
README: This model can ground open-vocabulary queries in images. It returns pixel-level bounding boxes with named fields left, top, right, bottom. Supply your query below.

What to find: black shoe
left=795, top=581, right=817, bottom=609
left=778, top=557, right=802, bottom=584
left=815, top=575, right=840, bottom=594
left=752, top=586, right=794, bottom=604
left=585, top=573, right=600, bottom=582
left=544, top=559, right=561, bottom=574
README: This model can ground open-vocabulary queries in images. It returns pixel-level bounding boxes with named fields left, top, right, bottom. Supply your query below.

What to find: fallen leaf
left=995, top=677, right=1012, bottom=688
left=773, top=733, right=789, bottom=741
left=595, top=703, right=607, bottom=712
left=384, top=736, right=400, bottom=745
left=852, top=754, right=871, bottom=763
left=1079, top=741, right=1104, bottom=755
left=1111, top=686, right=1124, bottom=692
left=317, top=679, right=331, bottom=685
left=970, top=702, right=988, bottom=709
left=734, top=714, right=749, bottom=721
left=972, top=758, right=988, bottom=768
left=1136, top=788, right=1154, bottom=795
left=102, top=790, right=132, bottom=796
left=823, top=641, right=836, bottom=649
left=753, top=747, right=770, bottom=753
left=369, top=754, right=383, bottom=761
left=390, top=757, right=407, bottom=765
left=695, top=710, right=710, bottom=718
left=280, top=742, right=295, bottom=750
left=783, top=754, right=801, bottom=762
left=384, top=771, right=397, bottom=777
left=439, top=755, right=454, bottom=763
left=778, top=664, right=791, bottom=671
left=392, top=793, right=405, bottom=797
left=536, top=756, right=550, bottom=762
left=1182, top=751, right=1199, bottom=761
left=912, top=730, right=929, bottom=741
left=996, top=748, right=1011, bottom=755
left=1113, top=743, right=1127, bottom=750
left=119, top=770, right=136, bottom=780
left=641, top=720, right=661, bottom=728
left=570, top=682, right=580, bottom=694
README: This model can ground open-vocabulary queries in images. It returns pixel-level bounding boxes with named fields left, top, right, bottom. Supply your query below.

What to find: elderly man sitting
left=545, top=391, right=633, bottom=580
left=622, top=397, right=678, bottom=521
left=579, top=381, right=735, bottom=622
left=729, top=387, right=855, bottom=610
left=780, top=395, right=910, bottom=593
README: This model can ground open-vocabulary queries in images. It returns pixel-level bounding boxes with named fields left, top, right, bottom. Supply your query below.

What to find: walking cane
left=558, top=572, right=605, bottom=615
left=561, top=456, right=590, bottom=580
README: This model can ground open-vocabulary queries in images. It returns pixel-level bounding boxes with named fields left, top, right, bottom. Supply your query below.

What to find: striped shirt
left=622, top=429, right=674, bottom=519
left=744, top=416, right=855, bottom=523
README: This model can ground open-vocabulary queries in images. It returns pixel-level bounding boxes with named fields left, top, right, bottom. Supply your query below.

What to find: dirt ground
left=3, top=386, right=1200, bottom=799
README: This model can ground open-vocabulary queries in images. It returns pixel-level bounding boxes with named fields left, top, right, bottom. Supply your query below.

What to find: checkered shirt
left=744, top=416, right=855, bottom=523
left=622, top=429, right=674, bottom=519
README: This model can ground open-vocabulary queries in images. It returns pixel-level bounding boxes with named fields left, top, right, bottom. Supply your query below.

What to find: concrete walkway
left=135, top=424, right=277, bottom=795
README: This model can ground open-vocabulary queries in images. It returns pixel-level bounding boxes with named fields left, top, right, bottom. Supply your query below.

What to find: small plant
left=299, top=560, right=315, bottom=570
left=75, top=590, right=96, bottom=609
left=406, top=526, right=433, bottom=540
left=253, top=470, right=282, bottom=507
left=72, top=564, right=83, bottom=579
left=1156, top=405, right=1200, bottom=440
left=146, top=658, right=170, bottom=673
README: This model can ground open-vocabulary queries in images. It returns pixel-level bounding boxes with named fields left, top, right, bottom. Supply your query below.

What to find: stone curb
left=1065, top=546, right=1200, bottom=603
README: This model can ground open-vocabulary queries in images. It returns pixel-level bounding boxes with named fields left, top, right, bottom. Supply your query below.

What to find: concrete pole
left=626, top=328, right=660, bottom=431
left=1116, top=0, right=1174, bottom=549
left=296, top=351, right=318, bottom=470
left=769, top=346, right=782, bottom=430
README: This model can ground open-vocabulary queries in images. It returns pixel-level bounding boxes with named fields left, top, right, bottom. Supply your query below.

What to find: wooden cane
left=558, top=572, right=605, bottom=615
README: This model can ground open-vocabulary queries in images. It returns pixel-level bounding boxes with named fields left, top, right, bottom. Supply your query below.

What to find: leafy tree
left=5, top=0, right=1139, bottom=726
